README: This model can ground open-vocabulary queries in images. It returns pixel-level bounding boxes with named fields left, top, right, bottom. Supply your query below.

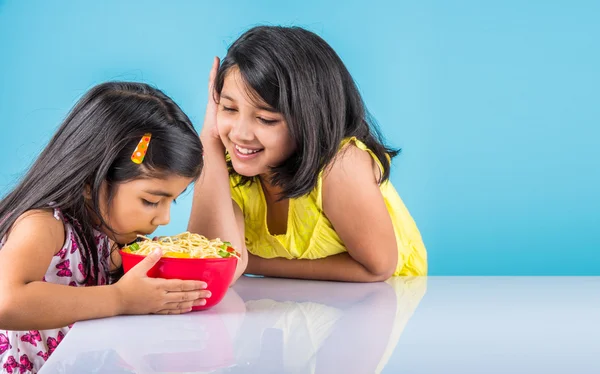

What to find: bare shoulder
left=6, top=209, right=66, bottom=254
left=323, top=143, right=380, bottom=188
left=0, top=209, right=67, bottom=285
left=322, top=143, right=386, bottom=214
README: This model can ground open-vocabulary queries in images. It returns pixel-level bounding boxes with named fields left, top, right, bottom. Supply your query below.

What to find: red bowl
left=120, top=250, right=238, bottom=311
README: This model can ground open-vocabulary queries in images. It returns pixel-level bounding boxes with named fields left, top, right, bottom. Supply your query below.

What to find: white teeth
left=235, top=144, right=261, bottom=155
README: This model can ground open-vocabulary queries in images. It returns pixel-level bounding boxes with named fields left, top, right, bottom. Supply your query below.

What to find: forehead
left=221, top=67, right=272, bottom=110
left=116, top=175, right=193, bottom=195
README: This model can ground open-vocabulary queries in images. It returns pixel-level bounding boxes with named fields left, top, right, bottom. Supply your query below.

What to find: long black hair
left=0, top=82, right=203, bottom=282
left=216, top=25, right=399, bottom=198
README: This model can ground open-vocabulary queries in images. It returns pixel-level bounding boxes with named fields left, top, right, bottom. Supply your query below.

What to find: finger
left=192, top=298, right=208, bottom=307
left=164, top=290, right=211, bottom=304
left=166, top=300, right=196, bottom=310
left=156, top=299, right=207, bottom=313
left=208, top=56, right=220, bottom=92
left=154, top=308, right=192, bottom=315
left=207, top=57, right=220, bottom=108
left=159, top=298, right=207, bottom=312
left=159, top=279, right=208, bottom=292
left=164, top=297, right=206, bottom=310
left=130, top=248, right=162, bottom=275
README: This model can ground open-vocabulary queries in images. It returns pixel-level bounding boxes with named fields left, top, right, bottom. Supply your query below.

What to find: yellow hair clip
left=131, top=133, right=152, bottom=164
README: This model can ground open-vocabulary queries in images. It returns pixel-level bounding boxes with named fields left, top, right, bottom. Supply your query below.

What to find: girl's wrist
left=107, top=283, right=125, bottom=316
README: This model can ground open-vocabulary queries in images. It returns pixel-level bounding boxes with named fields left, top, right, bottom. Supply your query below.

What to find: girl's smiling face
left=216, top=67, right=296, bottom=179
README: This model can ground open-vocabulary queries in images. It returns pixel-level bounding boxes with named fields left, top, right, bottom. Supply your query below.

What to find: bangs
left=218, top=53, right=282, bottom=113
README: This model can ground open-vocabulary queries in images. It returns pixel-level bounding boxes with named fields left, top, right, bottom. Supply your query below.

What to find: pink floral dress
left=0, top=208, right=112, bottom=374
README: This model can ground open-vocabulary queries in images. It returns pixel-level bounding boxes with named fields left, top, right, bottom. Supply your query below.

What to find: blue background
left=1, top=0, right=598, bottom=275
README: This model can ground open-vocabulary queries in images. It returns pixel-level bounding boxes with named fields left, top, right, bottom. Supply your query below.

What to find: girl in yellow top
left=189, top=26, right=427, bottom=282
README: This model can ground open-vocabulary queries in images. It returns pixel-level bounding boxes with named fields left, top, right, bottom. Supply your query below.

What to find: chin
left=117, top=234, right=139, bottom=246
left=231, top=164, right=263, bottom=178
left=235, top=170, right=261, bottom=178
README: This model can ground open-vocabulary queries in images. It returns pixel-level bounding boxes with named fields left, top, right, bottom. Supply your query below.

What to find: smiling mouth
left=234, top=144, right=264, bottom=155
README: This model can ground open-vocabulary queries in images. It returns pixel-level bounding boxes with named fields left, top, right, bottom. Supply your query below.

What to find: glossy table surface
left=41, top=276, right=600, bottom=373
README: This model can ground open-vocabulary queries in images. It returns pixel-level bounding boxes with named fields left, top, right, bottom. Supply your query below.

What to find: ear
left=83, top=184, right=92, bottom=200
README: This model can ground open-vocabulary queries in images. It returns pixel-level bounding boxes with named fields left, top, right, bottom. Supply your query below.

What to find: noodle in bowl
left=120, top=232, right=239, bottom=311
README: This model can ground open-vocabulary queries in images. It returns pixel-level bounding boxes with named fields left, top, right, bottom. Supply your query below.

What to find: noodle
left=122, top=231, right=239, bottom=259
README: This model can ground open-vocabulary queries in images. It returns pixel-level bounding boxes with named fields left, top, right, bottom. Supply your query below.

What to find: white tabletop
left=40, top=276, right=600, bottom=373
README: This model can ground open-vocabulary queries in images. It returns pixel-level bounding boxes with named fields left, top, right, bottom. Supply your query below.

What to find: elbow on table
left=362, top=259, right=396, bottom=282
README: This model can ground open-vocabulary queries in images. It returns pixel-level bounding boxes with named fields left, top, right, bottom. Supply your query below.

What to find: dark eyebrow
left=143, top=186, right=189, bottom=199
left=220, top=94, right=278, bottom=113
left=143, top=190, right=173, bottom=198
left=220, top=94, right=236, bottom=102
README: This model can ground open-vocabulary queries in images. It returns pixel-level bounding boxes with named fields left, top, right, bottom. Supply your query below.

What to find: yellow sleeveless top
left=229, top=137, right=427, bottom=276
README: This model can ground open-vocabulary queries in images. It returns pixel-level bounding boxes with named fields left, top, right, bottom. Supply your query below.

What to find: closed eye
left=222, top=106, right=237, bottom=112
left=141, top=199, right=159, bottom=207
left=258, top=117, right=278, bottom=125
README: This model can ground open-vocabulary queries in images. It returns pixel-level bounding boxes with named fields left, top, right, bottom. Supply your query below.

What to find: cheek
left=267, top=129, right=295, bottom=155
left=108, top=198, right=141, bottom=229
left=283, top=132, right=296, bottom=151
left=216, top=113, right=232, bottom=137
left=106, top=203, right=128, bottom=230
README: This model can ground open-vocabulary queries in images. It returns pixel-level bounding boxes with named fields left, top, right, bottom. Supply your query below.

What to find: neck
left=259, top=174, right=285, bottom=201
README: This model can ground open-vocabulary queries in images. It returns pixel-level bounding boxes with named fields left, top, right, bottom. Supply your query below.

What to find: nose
left=152, top=205, right=171, bottom=226
left=230, top=116, right=254, bottom=142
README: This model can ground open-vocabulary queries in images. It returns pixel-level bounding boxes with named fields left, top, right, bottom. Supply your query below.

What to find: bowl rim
left=119, top=249, right=239, bottom=263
